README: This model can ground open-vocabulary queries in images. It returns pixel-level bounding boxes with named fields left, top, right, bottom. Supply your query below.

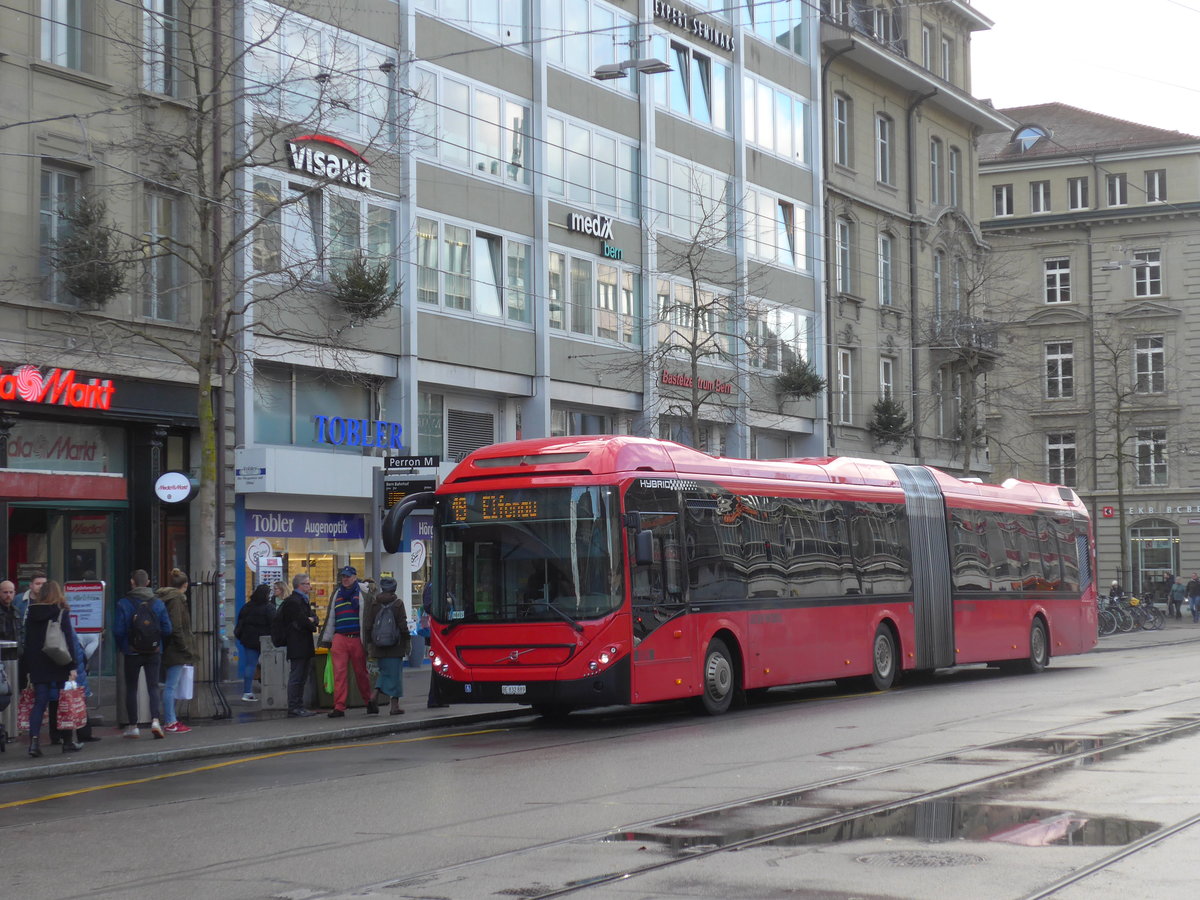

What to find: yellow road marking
left=0, top=728, right=508, bottom=810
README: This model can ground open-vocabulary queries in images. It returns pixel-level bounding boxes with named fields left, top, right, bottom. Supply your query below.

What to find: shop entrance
left=7, top=507, right=123, bottom=590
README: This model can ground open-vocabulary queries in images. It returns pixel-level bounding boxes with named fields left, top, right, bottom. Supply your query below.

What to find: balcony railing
left=929, top=312, right=1000, bottom=354
left=822, top=1, right=909, bottom=59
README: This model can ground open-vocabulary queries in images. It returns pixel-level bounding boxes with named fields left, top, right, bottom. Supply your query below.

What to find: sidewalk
left=0, top=664, right=529, bottom=785
left=4, top=621, right=1199, bottom=785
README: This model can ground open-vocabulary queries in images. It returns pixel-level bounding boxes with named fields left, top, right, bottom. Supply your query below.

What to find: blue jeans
left=29, top=682, right=61, bottom=740
left=162, top=664, right=184, bottom=726
left=241, top=645, right=260, bottom=693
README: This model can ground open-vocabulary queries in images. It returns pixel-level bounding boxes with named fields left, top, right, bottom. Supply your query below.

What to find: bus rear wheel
left=700, top=638, right=736, bottom=715
left=1019, top=618, right=1049, bottom=674
left=870, top=624, right=898, bottom=691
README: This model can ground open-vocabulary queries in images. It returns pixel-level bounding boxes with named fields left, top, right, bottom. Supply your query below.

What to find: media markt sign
left=0, top=364, right=116, bottom=410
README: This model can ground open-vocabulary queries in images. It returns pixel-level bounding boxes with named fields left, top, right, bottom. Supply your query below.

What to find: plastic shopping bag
left=177, top=665, right=195, bottom=701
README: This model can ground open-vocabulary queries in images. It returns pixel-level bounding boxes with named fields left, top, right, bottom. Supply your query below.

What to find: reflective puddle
left=603, top=798, right=1159, bottom=855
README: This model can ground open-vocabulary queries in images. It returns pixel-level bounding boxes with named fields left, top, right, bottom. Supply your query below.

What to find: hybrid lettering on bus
left=382, top=436, right=1097, bottom=716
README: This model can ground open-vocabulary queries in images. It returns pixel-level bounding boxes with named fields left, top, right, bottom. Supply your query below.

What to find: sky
left=970, top=0, right=1200, bottom=137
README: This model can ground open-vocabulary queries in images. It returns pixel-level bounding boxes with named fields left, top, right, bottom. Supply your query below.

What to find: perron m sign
left=287, top=134, right=372, bottom=189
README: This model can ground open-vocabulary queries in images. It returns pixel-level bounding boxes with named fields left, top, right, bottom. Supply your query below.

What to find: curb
left=0, top=707, right=532, bottom=786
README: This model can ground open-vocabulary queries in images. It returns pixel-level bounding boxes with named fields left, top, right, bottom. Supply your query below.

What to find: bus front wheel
left=870, top=624, right=898, bottom=691
left=700, top=638, right=736, bottom=715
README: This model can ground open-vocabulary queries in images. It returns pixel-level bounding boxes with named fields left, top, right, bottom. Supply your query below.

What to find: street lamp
left=592, top=57, right=673, bottom=80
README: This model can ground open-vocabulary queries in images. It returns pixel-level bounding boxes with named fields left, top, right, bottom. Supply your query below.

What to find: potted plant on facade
left=775, top=357, right=826, bottom=399
left=53, top=196, right=129, bottom=309
left=867, top=396, right=913, bottom=452
left=330, top=251, right=398, bottom=324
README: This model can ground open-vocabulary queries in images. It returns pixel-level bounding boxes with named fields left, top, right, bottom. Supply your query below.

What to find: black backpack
left=372, top=602, right=401, bottom=648
left=128, top=597, right=162, bottom=654
left=271, top=607, right=289, bottom=648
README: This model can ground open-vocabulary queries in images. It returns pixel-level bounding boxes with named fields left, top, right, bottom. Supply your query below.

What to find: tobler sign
left=286, top=135, right=372, bottom=189
left=0, top=365, right=116, bottom=410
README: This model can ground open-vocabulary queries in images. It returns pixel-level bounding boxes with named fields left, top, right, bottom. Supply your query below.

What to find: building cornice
left=981, top=143, right=1200, bottom=173
left=982, top=202, right=1200, bottom=233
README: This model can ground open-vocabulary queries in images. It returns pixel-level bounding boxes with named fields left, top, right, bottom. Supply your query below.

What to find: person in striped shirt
left=322, top=566, right=379, bottom=718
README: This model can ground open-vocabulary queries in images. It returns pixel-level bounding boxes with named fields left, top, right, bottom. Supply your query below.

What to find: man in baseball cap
left=319, top=565, right=378, bottom=717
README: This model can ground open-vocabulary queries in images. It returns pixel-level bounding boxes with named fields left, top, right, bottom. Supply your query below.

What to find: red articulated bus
left=382, top=436, right=1097, bottom=716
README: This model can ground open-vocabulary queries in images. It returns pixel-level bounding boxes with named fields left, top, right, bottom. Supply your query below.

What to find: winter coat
left=363, top=592, right=411, bottom=659
left=158, top=586, right=197, bottom=668
left=114, top=587, right=173, bottom=656
left=235, top=596, right=274, bottom=653
left=22, top=603, right=77, bottom=685
left=277, top=591, right=318, bottom=661
left=0, top=602, right=18, bottom=660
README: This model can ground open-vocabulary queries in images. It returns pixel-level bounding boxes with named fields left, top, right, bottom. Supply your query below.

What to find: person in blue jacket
left=114, top=569, right=172, bottom=739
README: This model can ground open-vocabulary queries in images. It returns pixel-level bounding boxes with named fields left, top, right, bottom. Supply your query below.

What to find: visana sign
left=568, top=211, right=615, bottom=240
left=0, top=365, right=116, bottom=410
left=287, top=135, right=372, bottom=189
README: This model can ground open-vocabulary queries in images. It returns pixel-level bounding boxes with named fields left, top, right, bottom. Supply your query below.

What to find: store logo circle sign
left=0, top=365, right=116, bottom=410
left=155, top=471, right=194, bottom=504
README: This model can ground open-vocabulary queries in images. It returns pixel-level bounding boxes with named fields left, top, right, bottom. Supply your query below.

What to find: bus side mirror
left=635, top=530, right=655, bottom=566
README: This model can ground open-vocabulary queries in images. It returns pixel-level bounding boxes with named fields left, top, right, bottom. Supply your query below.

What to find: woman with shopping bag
left=158, top=569, right=197, bottom=734
left=20, top=580, right=82, bottom=757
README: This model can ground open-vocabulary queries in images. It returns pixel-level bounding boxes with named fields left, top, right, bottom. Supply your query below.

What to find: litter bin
left=313, top=648, right=367, bottom=708
left=258, top=637, right=289, bottom=710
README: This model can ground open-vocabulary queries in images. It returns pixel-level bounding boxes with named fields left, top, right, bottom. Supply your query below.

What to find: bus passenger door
left=629, top=507, right=695, bottom=703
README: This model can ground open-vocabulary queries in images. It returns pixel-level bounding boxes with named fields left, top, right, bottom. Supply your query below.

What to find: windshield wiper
left=543, top=603, right=584, bottom=633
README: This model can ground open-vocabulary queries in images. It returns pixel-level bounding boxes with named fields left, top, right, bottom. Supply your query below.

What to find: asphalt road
left=4, top=637, right=1200, bottom=900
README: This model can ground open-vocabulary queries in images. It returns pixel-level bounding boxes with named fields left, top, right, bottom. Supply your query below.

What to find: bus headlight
left=598, top=652, right=611, bottom=665
left=432, top=655, right=443, bottom=668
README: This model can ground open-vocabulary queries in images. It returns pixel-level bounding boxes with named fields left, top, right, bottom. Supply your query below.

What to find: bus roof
left=444, top=436, right=1085, bottom=514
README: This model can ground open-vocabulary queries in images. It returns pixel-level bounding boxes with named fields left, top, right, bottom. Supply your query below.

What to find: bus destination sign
left=451, top=493, right=540, bottom=523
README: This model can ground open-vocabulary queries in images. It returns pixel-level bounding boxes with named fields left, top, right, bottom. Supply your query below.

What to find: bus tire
left=700, top=638, right=736, bottom=715
left=870, top=624, right=898, bottom=691
left=1020, top=618, right=1050, bottom=674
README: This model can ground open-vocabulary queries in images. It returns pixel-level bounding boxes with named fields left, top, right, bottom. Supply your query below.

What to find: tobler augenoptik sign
left=286, top=134, right=372, bottom=189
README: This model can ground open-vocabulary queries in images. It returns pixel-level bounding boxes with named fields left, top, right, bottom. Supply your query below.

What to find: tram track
left=306, top=690, right=1200, bottom=900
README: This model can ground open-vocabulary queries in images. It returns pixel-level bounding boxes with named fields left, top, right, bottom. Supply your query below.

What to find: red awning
left=0, top=470, right=126, bottom=501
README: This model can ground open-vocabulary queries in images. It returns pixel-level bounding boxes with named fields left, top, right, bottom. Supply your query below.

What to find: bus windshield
left=430, top=485, right=623, bottom=626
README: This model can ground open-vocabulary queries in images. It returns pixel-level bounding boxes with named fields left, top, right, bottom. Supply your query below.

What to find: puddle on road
left=603, top=798, right=1159, bottom=855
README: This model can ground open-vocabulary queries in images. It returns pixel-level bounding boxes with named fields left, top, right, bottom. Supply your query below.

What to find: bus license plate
left=501, top=684, right=526, bottom=696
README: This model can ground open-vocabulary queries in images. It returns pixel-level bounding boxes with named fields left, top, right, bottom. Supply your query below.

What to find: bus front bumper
left=433, top=657, right=631, bottom=709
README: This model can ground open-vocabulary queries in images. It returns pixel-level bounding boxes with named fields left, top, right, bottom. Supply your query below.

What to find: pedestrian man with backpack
left=318, top=566, right=378, bottom=718
left=114, top=569, right=172, bottom=738
left=363, top=576, right=411, bottom=715
left=275, top=573, right=319, bottom=717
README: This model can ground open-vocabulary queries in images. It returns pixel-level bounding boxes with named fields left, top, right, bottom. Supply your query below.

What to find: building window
left=1107, top=173, right=1128, bottom=206
left=835, top=217, right=853, bottom=294
left=921, top=25, right=932, bottom=68
left=1068, top=176, right=1089, bottom=210
left=547, top=249, right=641, bottom=343
left=656, top=279, right=732, bottom=361
left=948, top=147, right=962, bottom=207
left=1044, top=258, right=1071, bottom=304
left=39, top=166, right=81, bottom=305
left=1136, top=428, right=1168, bottom=486
left=42, top=0, right=82, bottom=69
left=143, top=0, right=180, bottom=95
left=837, top=349, right=853, bottom=423
left=143, top=192, right=182, bottom=321
left=1145, top=169, right=1167, bottom=203
left=832, top=94, right=851, bottom=167
left=1030, top=180, right=1051, bottom=213
left=929, top=138, right=943, bottom=205
left=1134, top=249, right=1162, bottom=297
left=748, top=305, right=812, bottom=372
left=875, top=114, right=894, bottom=185
left=1045, top=341, right=1074, bottom=400
left=423, top=73, right=532, bottom=186
left=993, top=184, right=1013, bottom=217
left=747, top=0, right=806, bottom=56
left=880, top=357, right=895, bottom=399
left=743, top=74, right=810, bottom=164
left=431, top=0, right=531, bottom=46
left=932, top=251, right=945, bottom=315
left=877, top=232, right=894, bottom=306
left=551, top=408, right=610, bottom=437
left=1135, top=335, right=1165, bottom=394
left=653, top=36, right=731, bottom=131
left=940, top=37, right=952, bottom=80
left=549, top=116, right=639, bottom=220
left=543, top=0, right=634, bottom=87
left=418, top=392, right=444, bottom=456
left=1047, top=432, right=1077, bottom=487
left=743, top=187, right=808, bottom=270
left=254, top=362, right=372, bottom=451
